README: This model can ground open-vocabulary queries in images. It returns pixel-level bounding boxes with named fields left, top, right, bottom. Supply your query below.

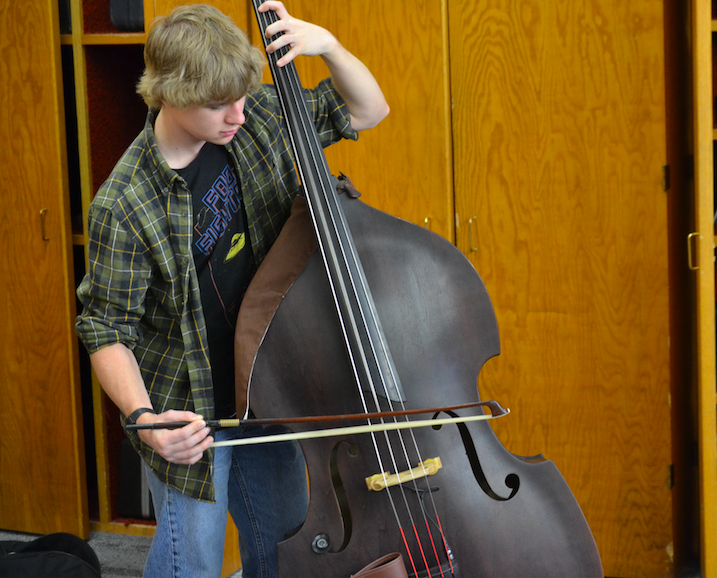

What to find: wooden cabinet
left=295, top=1, right=695, bottom=576
left=0, top=0, right=89, bottom=539
left=287, top=1, right=710, bottom=577
left=449, top=1, right=674, bottom=576
left=3, top=1, right=716, bottom=577
left=690, top=0, right=717, bottom=576
left=285, top=1, right=455, bottom=241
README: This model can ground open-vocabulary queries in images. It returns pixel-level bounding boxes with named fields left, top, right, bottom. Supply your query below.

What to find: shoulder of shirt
left=242, top=84, right=280, bottom=123
left=236, top=80, right=336, bottom=143
left=92, top=118, right=171, bottom=212
left=244, top=80, right=335, bottom=112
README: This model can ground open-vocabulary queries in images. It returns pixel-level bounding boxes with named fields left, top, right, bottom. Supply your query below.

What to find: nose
left=226, top=101, right=245, bottom=126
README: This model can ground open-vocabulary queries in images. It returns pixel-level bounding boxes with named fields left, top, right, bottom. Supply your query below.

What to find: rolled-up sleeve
left=76, top=203, right=152, bottom=353
left=306, top=77, right=359, bottom=146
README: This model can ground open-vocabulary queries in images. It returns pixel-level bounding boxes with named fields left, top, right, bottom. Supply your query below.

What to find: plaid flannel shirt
left=75, top=79, right=357, bottom=501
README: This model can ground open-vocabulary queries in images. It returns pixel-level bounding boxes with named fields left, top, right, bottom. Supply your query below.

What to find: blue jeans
left=142, top=426, right=309, bottom=578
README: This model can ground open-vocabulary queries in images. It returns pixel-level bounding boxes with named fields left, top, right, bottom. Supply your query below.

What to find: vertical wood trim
left=50, top=0, right=90, bottom=540
left=144, top=1, right=155, bottom=36
left=440, top=0, right=456, bottom=243
left=70, top=0, right=91, bottom=245
left=0, top=0, right=89, bottom=537
left=693, top=0, right=717, bottom=574
left=70, top=0, right=112, bottom=527
left=448, top=1, right=671, bottom=573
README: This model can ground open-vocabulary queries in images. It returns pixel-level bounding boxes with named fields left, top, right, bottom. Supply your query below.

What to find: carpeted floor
left=0, top=530, right=242, bottom=578
left=0, top=529, right=704, bottom=578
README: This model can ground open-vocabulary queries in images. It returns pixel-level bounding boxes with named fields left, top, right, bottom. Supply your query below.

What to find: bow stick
left=125, top=400, right=508, bottom=432
left=210, top=410, right=508, bottom=448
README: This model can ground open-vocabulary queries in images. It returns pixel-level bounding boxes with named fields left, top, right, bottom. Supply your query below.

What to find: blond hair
left=137, top=4, right=265, bottom=109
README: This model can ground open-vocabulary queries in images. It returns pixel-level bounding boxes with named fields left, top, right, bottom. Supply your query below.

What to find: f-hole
left=327, top=440, right=359, bottom=552
left=436, top=410, right=520, bottom=501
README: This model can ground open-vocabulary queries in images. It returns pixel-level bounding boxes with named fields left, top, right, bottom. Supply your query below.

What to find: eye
left=205, top=102, right=228, bottom=111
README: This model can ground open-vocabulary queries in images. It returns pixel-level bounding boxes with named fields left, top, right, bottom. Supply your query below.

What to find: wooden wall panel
left=449, top=0, right=672, bottom=576
left=151, top=0, right=250, bottom=31
left=147, top=1, right=453, bottom=237
left=0, top=0, right=88, bottom=537
left=72, top=0, right=687, bottom=574
left=691, top=0, right=717, bottom=575
left=249, top=0, right=455, bottom=240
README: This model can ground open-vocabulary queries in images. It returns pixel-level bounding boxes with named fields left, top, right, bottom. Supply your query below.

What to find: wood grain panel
left=450, top=0, right=672, bottom=575
left=149, top=1, right=453, bottom=237
left=151, top=0, right=249, bottom=32
left=0, top=0, right=88, bottom=537
left=449, top=1, right=671, bottom=576
left=690, top=0, right=717, bottom=575
left=249, top=0, right=454, bottom=240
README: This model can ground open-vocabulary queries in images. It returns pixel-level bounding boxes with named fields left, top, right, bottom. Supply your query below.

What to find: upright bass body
left=235, top=192, right=603, bottom=578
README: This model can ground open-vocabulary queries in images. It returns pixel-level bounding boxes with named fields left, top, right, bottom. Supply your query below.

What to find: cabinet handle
left=687, top=232, right=699, bottom=271
left=423, top=217, right=432, bottom=230
left=468, top=216, right=478, bottom=252
left=40, top=208, right=49, bottom=242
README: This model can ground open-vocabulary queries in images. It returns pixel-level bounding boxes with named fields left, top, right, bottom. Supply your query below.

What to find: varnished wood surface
left=0, top=0, right=88, bottom=537
left=15, top=0, right=703, bottom=575
left=161, top=1, right=676, bottom=575
left=449, top=1, right=672, bottom=576
left=152, top=0, right=250, bottom=31
left=248, top=0, right=455, bottom=241
left=691, top=0, right=717, bottom=575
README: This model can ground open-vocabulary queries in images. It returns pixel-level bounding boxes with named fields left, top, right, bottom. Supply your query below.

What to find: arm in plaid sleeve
left=76, top=203, right=152, bottom=353
left=260, top=1, right=389, bottom=131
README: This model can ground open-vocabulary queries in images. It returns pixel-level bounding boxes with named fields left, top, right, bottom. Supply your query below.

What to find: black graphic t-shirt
left=177, top=143, right=256, bottom=417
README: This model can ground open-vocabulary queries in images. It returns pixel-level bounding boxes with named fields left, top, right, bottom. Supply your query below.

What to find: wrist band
left=126, top=407, right=156, bottom=425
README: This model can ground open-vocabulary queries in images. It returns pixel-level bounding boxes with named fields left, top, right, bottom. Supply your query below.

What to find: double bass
left=234, top=3, right=604, bottom=576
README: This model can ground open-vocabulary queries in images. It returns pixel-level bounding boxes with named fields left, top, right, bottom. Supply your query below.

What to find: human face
left=171, top=96, right=247, bottom=147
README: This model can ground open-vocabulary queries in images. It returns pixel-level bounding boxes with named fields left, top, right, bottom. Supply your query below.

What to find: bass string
left=252, top=3, right=452, bottom=573
left=257, top=16, right=446, bottom=577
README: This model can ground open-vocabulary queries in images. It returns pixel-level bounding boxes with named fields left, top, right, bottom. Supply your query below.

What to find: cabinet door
left=691, top=0, right=717, bottom=575
left=449, top=1, right=671, bottom=576
left=151, top=0, right=250, bottom=30
left=249, top=0, right=455, bottom=240
left=0, top=1, right=88, bottom=537
left=152, top=0, right=455, bottom=238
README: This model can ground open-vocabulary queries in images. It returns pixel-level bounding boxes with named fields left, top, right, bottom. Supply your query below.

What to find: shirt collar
left=142, top=108, right=185, bottom=196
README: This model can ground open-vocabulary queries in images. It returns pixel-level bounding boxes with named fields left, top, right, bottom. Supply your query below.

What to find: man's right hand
left=136, top=410, right=213, bottom=465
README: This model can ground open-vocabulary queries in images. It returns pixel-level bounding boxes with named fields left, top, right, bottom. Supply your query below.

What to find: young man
left=75, top=2, right=389, bottom=577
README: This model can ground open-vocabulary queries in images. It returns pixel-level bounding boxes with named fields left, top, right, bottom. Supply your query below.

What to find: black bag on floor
left=0, top=532, right=101, bottom=577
